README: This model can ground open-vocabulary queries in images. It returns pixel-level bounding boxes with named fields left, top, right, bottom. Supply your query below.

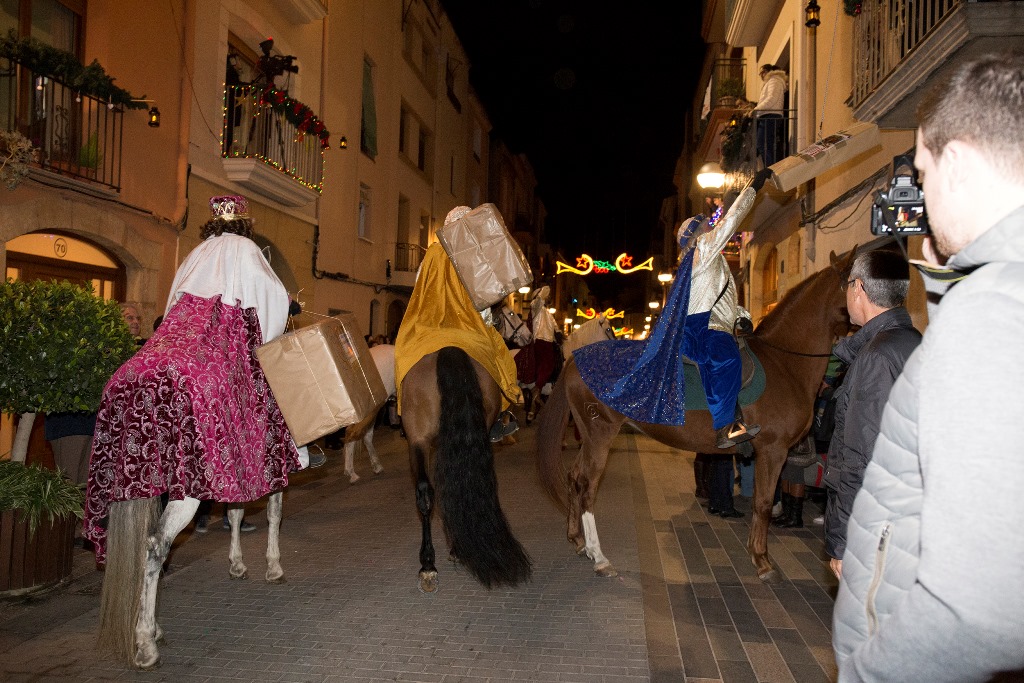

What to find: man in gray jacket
left=824, top=250, right=921, bottom=579
left=832, top=52, right=1024, bottom=682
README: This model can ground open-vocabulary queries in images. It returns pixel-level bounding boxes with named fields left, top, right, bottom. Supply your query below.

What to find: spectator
left=832, top=52, right=1024, bottom=681
left=705, top=453, right=744, bottom=519
left=824, top=250, right=920, bottom=578
left=753, top=64, right=787, bottom=167
left=119, top=303, right=144, bottom=345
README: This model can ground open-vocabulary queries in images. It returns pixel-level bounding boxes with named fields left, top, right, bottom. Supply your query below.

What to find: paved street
left=1, top=420, right=839, bottom=682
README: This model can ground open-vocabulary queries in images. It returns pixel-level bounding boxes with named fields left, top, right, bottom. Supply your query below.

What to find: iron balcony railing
left=852, top=0, right=960, bottom=107
left=720, top=108, right=798, bottom=189
left=395, top=242, right=425, bottom=272
left=222, top=85, right=325, bottom=193
left=0, top=57, right=123, bottom=190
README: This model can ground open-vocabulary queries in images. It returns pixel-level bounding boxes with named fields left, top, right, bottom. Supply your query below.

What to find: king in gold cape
left=394, top=243, right=521, bottom=412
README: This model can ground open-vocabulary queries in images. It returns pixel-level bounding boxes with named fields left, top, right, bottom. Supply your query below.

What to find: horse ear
left=829, top=250, right=839, bottom=268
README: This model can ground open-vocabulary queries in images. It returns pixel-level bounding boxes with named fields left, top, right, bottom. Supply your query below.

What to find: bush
left=0, top=461, right=84, bottom=536
left=0, top=279, right=136, bottom=415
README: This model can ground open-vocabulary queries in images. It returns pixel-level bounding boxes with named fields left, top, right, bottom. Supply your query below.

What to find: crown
left=210, top=195, right=249, bottom=220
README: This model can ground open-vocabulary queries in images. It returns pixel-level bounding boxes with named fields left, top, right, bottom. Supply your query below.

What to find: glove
left=751, top=168, right=773, bottom=193
left=288, top=299, right=302, bottom=316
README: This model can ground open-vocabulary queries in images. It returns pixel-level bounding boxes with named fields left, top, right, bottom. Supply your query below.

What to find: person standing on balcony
left=753, top=64, right=787, bottom=168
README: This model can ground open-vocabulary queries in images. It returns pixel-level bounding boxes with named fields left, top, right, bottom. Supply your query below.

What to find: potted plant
left=77, top=132, right=102, bottom=174
left=0, top=461, right=84, bottom=594
left=0, top=279, right=136, bottom=464
left=717, top=77, right=745, bottom=106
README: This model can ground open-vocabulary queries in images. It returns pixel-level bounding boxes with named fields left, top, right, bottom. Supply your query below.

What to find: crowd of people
left=28, top=49, right=1024, bottom=681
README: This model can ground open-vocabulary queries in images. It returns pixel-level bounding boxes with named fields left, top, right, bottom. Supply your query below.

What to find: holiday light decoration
left=576, top=307, right=625, bottom=320
left=556, top=252, right=654, bottom=275
left=221, top=85, right=331, bottom=194
left=613, top=327, right=634, bottom=337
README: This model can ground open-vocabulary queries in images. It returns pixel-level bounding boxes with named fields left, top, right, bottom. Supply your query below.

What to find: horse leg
left=343, top=440, right=360, bottom=483
left=747, top=443, right=788, bottom=582
left=411, top=444, right=438, bottom=593
left=265, top=491, right=285, bottom=583
left=226, top=505, right=248, bottom=580
left=523, top=386, right=534, bottom=423
left=134, top=497, right=199, bottom=669
left=365, top=425, right=384, bottom=474
left=581, top=511, right=617, bottom=577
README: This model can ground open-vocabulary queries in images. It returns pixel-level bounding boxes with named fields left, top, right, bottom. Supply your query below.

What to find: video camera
left=870, top=153, right=928, bottom=236
left=256, top=38, right=299, bottom=82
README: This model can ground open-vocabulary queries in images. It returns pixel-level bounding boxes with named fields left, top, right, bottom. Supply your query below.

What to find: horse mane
left=752, top=260, right=847, bottom=350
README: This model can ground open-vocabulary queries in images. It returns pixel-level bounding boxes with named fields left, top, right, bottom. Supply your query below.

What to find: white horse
left=98, top=493, right=285, bottom=668
left=562, top=314, right=616, bottom=358
left=342, top=344, right=397, bottom=483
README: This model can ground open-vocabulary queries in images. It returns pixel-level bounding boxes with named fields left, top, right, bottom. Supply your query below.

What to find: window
left=2, top=0, right=83, bottom=57
left=361, top=57, right=378, bottom=159
left=472, top=123, right=482, bottom=161
left=398, top=106, right=408, bottom=155
left=402, top=16, right=436, bottom=91
left=397, top=194, right=410, bottom=244
left=762, top=246, right=778, bottom=308
left=417, top=126, right=430, bottom=172
left=358, top=183, right=372, bottom=240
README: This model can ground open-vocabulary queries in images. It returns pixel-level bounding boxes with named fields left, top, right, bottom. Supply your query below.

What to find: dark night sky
left=442, top=1, right=705, bottom=305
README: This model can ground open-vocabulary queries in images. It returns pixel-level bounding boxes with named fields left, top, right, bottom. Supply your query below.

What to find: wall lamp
left=696, top=161, right=725, bottom=190
left=338, top=135, right=348, bottom=149
left=132, top=99, right=160, bottom=127
left=805, top=0, right=821, bottom=28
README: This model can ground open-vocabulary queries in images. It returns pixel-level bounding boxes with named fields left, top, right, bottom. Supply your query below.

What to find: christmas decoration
left=256, top=85, right=331, bottom=149
left=0, top=31, right=146, bottom=109
left=556, top=252, right=654, bottom=275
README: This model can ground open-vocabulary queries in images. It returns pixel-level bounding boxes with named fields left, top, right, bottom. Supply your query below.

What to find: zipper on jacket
left=865, top=523, right=892, bottom=636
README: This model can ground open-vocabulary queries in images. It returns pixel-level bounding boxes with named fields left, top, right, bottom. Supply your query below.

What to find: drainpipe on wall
left=173, top=0, right=196, bottom=269
left=802, top=11, right=818, bottom=265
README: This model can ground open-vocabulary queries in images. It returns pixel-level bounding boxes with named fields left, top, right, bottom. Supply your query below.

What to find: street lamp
left=697, top=162, right=725, bottom=190
left=657, top=271, right=673, bottom=306
left=648, top=301, right=659, bottom=310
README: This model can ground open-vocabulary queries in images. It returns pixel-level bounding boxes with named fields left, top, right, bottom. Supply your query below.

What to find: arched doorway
left=386, top=300, right=406, bottom=343
left=5, top=231, right=125, bottom=300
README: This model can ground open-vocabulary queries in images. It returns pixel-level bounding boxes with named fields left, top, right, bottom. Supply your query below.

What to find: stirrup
left=489, top=411, right=519, bottom=443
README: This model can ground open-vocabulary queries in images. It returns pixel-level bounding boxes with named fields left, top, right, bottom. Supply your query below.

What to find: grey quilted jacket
left=833, top=206, right=1024, bottom=682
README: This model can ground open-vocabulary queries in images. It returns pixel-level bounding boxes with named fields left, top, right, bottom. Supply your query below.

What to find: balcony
left=719, top=108, right=797, bottom=187
left=221, top=86, right=327, bottom=207
left=1, top=57, right=123, bottom=192
left=852, top=0, right=1024, bottom=127
left=395, top=242, right=425, bottom=273
left=696, top=58, right=746, bottom=158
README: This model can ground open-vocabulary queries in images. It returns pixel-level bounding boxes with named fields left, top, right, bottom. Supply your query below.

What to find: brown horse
left=400, top=346, right=531, bottom=593
left=535, top=250, right=854, bottom=582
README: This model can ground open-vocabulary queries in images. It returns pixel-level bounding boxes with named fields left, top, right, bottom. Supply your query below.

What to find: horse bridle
left=501, top=308, right=528, bottom=343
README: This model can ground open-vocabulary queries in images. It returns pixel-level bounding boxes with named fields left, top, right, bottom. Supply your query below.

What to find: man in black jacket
left=824, top=249, right=922, bottom=579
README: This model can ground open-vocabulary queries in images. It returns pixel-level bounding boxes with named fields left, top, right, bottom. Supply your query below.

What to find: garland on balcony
left=844, top=0, right=863, bottom=16
left=0, top=31, right=147, bottom=110
left=258, top=85, right=331, bottom=150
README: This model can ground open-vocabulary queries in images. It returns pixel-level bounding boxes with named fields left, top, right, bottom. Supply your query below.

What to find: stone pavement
left=1, top=421, right=839, bottom=682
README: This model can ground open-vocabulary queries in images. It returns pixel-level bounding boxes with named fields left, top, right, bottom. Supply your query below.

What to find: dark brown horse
left=400, top=346, right=531, bottom=593
left=535, top=250, right=854, bottom=582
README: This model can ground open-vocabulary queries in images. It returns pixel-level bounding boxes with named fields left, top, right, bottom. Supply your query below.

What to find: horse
left=562, top=314, right=616, bottom=359
left=400, top=345, right=532, bottom=593
left=535, top=250, right=854, bottom=582
left=342, top=344, right=397, bottom=483
left=492, top=303, right=533, bottom=349
left=97, top=494, right=285, bottom=668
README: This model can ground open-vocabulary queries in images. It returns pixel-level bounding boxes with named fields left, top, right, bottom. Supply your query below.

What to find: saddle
left=680, top=337, right=765, bottom=410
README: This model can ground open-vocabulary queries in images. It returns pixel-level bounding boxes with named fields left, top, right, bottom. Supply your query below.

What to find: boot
left=772, top=493, right=793, bottom=525
left=693, top=455, right=710, bottom=499
left=777, top=495, right=805, bottom=528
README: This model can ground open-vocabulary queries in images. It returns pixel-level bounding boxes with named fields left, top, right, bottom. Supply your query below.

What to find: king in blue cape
left=574, top=171, right=768, bottom=446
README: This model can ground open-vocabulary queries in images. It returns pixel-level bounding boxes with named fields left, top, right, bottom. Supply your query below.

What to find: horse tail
left=97, top=496, right=160, bottom=663
left=434, top=346, right=532, bottom=588
left=535, top=361, right=571, bottom=510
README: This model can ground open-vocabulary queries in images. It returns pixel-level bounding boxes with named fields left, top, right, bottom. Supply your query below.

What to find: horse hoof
left=418, top=571, right=439, bottom=594
left=348, top=472, right=360, bottom=483
left=758, top=568, right=781, bottom=584
left=230, top=569, right=248, bottom=580
left=594, top=562, right=618, bottom=578
left=371, top=463, right=384, bottom=475
left=575, top=545, right=588, bottom=557
left=266, top=572, right=286, bottom=584
left=134, top=647, right=161, bottom=670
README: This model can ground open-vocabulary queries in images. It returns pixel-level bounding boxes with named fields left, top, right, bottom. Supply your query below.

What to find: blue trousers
left=683, top=312, right=742, bottom=430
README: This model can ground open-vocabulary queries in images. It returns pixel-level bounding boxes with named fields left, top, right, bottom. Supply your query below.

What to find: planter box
left=0, top=510, right=76, bottom=595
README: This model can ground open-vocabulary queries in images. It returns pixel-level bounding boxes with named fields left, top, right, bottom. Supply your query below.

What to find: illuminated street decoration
left=556, top=253, right=654, bottom=275
left=576, top=307, right=625, bottom=320
left=613, top=327, right=634, bottom=336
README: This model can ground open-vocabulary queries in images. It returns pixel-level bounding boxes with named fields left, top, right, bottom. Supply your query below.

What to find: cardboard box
left=437, top=203, right=533, bottom=310
left=256, top=315, right=388, bottom=446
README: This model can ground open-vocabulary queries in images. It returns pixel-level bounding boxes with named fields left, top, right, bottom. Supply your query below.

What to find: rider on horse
left=678, top=168, right=771, bottom=448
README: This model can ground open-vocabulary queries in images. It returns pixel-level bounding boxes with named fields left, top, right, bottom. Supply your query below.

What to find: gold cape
left=394, top=243, right=521, bottom=412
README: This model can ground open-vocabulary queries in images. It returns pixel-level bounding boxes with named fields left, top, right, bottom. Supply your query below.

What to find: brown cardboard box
left=437, top=203, right=533, bottom=310
left=256, top=315, right=388, bottom=446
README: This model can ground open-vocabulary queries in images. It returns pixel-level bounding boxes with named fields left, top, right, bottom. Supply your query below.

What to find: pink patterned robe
left=83, top=293, right=299, bottom=563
